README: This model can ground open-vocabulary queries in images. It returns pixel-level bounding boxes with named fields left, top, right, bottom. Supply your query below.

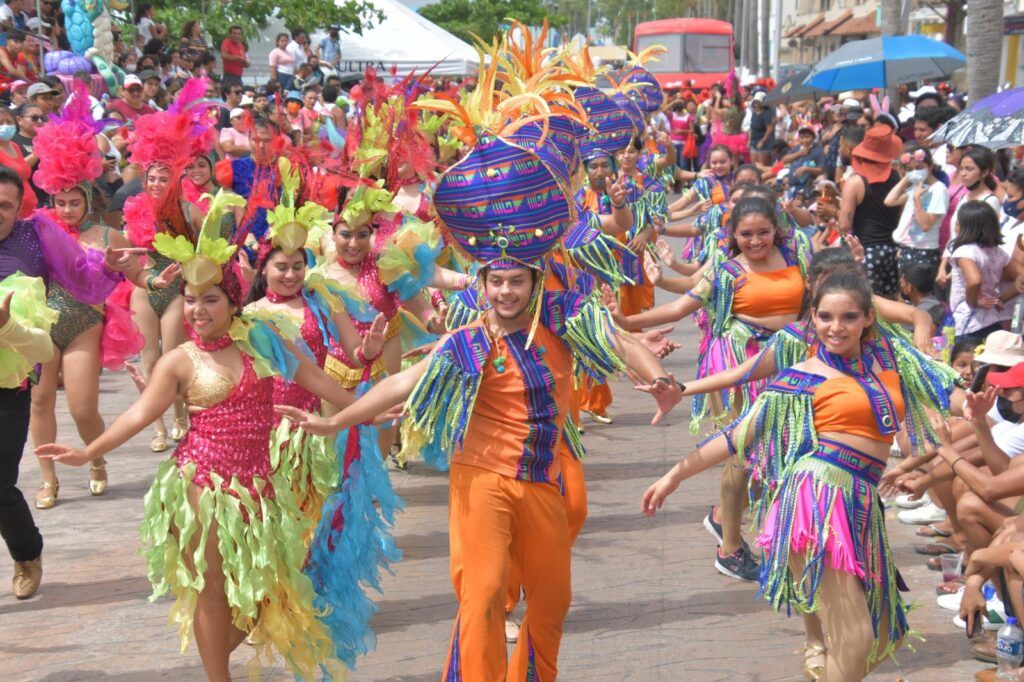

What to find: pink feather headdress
left=32, top=81, right=105, bottom=195
left=128, top=77, right=220, bottom=174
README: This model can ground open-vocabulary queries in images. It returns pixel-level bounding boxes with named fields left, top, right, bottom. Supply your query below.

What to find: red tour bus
left=633, top=18, right=734, bottom=90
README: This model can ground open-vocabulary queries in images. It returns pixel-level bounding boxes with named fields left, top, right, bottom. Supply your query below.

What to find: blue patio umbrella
left=802, top=35, right=966, bottom=93
left=932, top=87, right=1024, bottom=149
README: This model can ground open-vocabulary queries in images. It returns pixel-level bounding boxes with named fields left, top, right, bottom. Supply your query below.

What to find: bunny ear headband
left=869, top=93, right=891, bottom=117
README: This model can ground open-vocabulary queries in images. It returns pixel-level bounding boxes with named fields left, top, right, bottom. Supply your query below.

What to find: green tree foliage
left=136, top=0, right=382, bottom=45
left=419, top=0, right=564, bottom=44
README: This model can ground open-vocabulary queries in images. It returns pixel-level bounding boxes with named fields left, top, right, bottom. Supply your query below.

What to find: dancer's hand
left=643, top=252, right=662, bottom=286
left=0, top=291, right=12, bottom=328
left=627, top=227, right=652, bottom=254
left=600, top=284, right=626, bottom=327
left=151, top=262, right=181, bottom=289
left=125, top=363, right=147, bottom=393
left=374, top=404, right=406, bottom=426
left=640, top=374, right=683, bottom=425
left=35, top=443, right=92, bottom=467
left=636, top=326, right=681, bottom=359
left=273, top=406, right=338, bottom=435
left=105, top=246, right=149, bottom=272
left=361, top=313, right=387, bottom=361
left=654, top=238, right=676, bottom=267
left=608, top=174, right=628, bottom=208
left=641, top=472, right=680, bottom=516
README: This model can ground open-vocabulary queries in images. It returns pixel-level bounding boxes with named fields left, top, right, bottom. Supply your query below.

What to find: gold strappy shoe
left=89, top=462, right=107, bottom=496
left=150, top=429, right=168, bottom=453
left=35, top=481, right=59, bottom=510
left=803, top=643, right=826, bottom=681
left=170, top=417, right=188, bottom=442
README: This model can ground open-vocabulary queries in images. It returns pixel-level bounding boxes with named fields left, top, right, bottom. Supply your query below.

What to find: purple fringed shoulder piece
left=33, top=214, right=122, bottom=304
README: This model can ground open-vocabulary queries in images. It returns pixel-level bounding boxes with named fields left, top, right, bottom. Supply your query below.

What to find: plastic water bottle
left=997, top=616, right=1023, bottom=680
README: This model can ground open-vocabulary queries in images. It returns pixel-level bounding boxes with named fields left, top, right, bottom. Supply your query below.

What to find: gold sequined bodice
left=182, top=342, right=238, bottom=407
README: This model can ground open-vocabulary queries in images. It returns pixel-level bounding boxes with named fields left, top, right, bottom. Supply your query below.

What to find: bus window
left=636, top=34, right=682, bottom=73
left=683, top=34, right=731, bottom=73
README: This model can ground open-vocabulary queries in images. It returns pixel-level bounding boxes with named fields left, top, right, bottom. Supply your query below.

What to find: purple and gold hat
left=576, top=85, right=637, bottom=162
left=619, top=46, right=667, bottom=114
left=431, top=132, right=573, bottom=269
left=611, top=91, right=645, bottom=134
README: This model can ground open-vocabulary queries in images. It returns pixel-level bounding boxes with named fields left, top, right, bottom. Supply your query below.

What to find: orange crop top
left=812, top=370, right=906, bottom=443
left=731, top=265, right=805, bottom=317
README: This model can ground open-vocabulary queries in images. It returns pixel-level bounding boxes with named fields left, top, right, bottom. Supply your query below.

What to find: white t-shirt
left=988, top=404, right=1024, bottom=457
left=286, top=40, right=307, bottom=69
left=1001, top=214, right=1024, bottom=257
left=138, top=16, right=156, bottom=43
left=894, top=180, right=949, bottom=250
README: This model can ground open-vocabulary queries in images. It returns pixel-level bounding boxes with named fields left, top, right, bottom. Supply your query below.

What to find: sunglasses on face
left=23, top=115, right=45, bottom=122
left=900, top=149, right=927, bottom=165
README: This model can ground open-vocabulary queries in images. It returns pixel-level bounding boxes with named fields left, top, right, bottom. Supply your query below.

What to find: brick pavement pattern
left=1, top=299, right=989, bottom=681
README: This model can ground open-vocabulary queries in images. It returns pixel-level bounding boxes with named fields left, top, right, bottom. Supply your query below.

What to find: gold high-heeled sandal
left=35, top=481, right=59, bottom=510
left=803, top=643, right=826, bottom=681
left=89, top=462, right=107, bottom=496
left=150, top=430, right=168, bottom=453
left=170, top=417, right=188, bottom=442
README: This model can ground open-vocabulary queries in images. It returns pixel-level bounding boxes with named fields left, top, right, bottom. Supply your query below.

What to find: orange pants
left=578, top=381, right=612, bottom=416
left=506, top=447, right=587, bottom=612
left=446, top=463, right=571, bottom=682
left=619, top=279, right=655, bottom=316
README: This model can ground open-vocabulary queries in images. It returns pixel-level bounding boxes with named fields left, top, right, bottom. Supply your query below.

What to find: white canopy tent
left=245, top=0, right=479, bottom=83
left=326, top=0, right=479, bottom=77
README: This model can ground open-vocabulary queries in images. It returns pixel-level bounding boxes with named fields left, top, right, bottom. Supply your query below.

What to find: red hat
left=987, top=363, right=1024, bottom=389
left=851, top=123, right=902, bottom=184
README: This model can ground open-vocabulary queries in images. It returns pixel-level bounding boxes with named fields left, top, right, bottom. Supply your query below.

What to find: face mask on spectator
left=905, top=169, right=928, bottom=185
left=0, top=125, right=16, bottom=141
left=125, top=64, right=137, bottom=73
left=1006, top=198, right=1023, bottom=220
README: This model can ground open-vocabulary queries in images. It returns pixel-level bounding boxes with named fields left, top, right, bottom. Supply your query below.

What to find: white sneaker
left=937, top=587, right=965, bottom=611
left=898, top=502, right=947, bottom=525
left=893, top=492, right=930, bottom=509
left=505, top=616, right=519, bottom=643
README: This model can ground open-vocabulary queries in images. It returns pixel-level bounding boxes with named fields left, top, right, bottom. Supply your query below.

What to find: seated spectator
left=0, top=0, right=29, bottom=33
left=139, top=68, right=162, bottom=109
left=782, top=126, right=824, bottom=194
left=949, top=201, right=1017, bottom=342
left=135, top=2, right=166, bottom=43
left=0, top=31, right=25, bottom=80
left=886, top=145, right=950, bottom=274
left=106, top=74, right=156, bottom=121
left=220, top=25, right=249, bottom=87
left=26, top=82, right=57, bottom=116
left=899, top=263, right=947, bottom=337
left=269, top=32, right=295, bottom=91
left=179, top=19, right=207, bottom=63
left=219, top=109, right=251, bottom=159
left=216, top=82, right=243, bottom=129
left=16, top=33, right=38, bottom=81
left=0, top=105, right=35, bottom=217
left=7, top=79, right=28, bottom=107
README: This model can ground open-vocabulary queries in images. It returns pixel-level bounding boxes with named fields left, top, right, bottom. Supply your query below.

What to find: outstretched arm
left=36, top=350, right=186, bottom=465
left=682, top=351, right=778, bottom=397
left=611, top=330, right=682, bottom=426
left=276, top=357, right=430, bottom=435
left=641, top=408, right=757, bottom=516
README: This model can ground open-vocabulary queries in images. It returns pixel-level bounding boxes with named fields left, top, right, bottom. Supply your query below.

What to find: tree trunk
left=879, top=0, right=904, bottom=112
left=749, top=1, right=759, bottom=74
left=760, top=0, right=770, bottom=77
left=966, top=0, right=1004, bottom=101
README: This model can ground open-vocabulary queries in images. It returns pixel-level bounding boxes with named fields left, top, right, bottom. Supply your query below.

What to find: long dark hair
left=962, top=146, right=998, bottom=191
left=727, top=195, right=781, bottom=257
left=812, top=268, right=876, bottom=338
left=950, top=200, right=1002, bottom=251
left=247, top=246, right=309, bottom=303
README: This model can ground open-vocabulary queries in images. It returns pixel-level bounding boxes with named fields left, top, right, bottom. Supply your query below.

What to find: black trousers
left=0, top=387, right=42, bottom=562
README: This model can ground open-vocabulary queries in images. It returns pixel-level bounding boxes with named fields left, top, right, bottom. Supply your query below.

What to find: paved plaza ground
left=0, top=300, right=996, bottom=681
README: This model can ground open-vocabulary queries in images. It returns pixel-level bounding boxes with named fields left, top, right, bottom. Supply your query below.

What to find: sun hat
left=851, top=123, right=902, bottom=183
left=974, top=331, right=1024, bottom=367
